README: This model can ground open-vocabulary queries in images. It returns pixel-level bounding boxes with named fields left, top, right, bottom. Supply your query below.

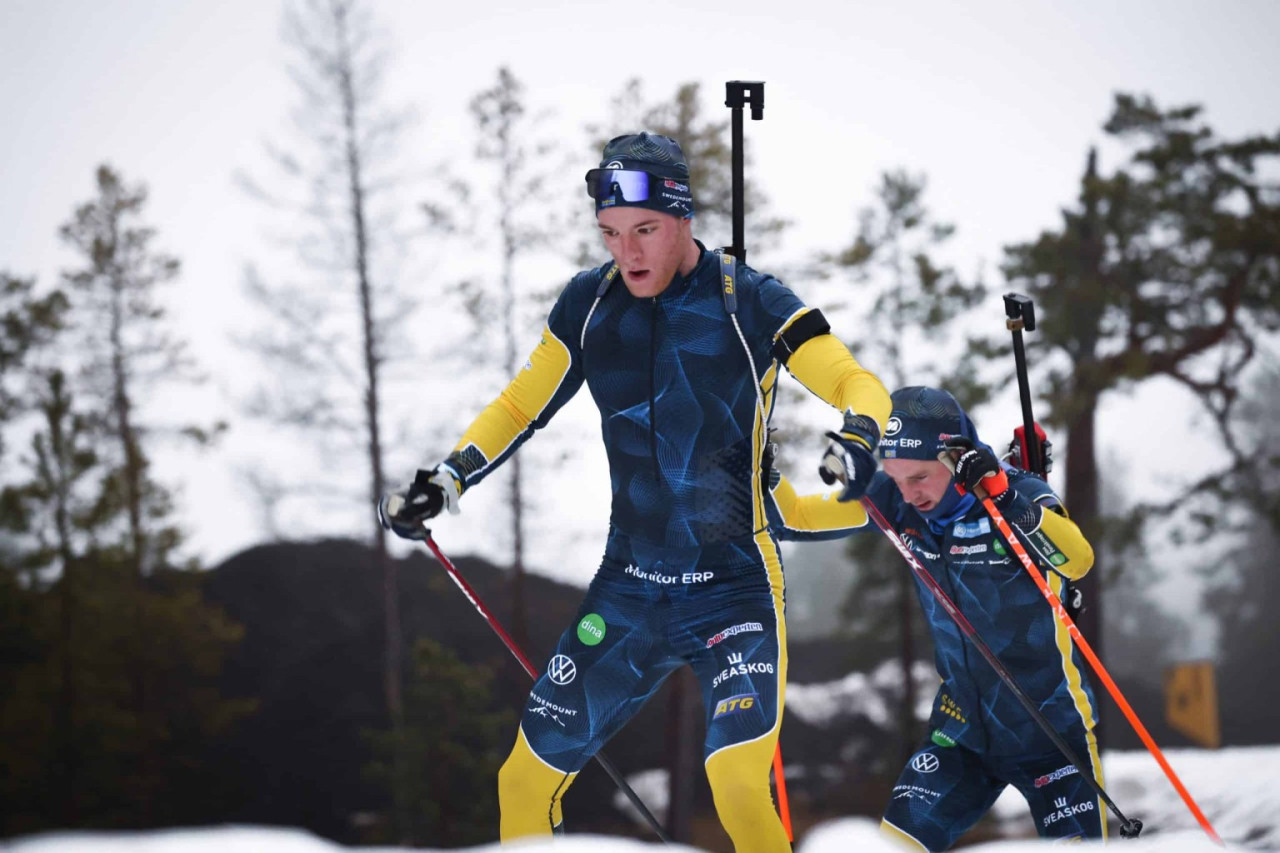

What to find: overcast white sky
left=2, top=1, right=1278, bottom=636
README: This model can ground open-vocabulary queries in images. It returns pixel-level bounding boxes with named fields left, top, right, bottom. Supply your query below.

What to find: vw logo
left=911, top=752, right=940, bottom=773
left=886, top=416, right=903, bottom=436
left=548, top=654, right=577, bottom=686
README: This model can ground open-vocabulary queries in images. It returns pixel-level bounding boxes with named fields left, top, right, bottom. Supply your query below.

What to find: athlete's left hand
left=819, top=408, right=880, bottom=502
left=943, top=437, right=1010, bottom=502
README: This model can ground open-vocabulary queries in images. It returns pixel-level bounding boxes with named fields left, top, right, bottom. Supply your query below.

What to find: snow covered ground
left=6, top=746, right=1276, bottom=852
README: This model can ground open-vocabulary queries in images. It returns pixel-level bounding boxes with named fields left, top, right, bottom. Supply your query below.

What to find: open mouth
left=627, top=269, right=651, bottom=282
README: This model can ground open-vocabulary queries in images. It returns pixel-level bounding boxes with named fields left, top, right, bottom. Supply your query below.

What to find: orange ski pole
left=773, top=744, right=793, bottom=841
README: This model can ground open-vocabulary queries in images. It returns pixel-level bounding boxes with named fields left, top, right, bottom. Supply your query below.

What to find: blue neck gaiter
left=919, top=488, right=977, bottom=534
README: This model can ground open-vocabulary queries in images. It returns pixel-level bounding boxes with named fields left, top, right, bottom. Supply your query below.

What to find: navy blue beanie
left=592, top=131, right=694, bottom=219
left=879, top=386, right=986, bottom=461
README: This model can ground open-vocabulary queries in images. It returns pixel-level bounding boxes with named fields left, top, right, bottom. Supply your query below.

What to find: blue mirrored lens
left=585, top=169, right=652, bottom=202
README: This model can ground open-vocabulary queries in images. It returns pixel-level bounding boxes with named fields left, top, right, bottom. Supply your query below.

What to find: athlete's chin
left=622, top=271, right=662, bottom=297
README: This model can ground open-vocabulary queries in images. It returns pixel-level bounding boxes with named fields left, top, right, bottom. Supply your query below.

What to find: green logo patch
left=577, top=613, right=606, bottom=646
left=993, top=540, right=1006, bottom=556
left=931, top=729, right=957, bottom=748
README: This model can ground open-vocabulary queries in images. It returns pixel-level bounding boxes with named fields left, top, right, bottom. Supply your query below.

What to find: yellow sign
left=1164, top=661, right=1221, bottom=749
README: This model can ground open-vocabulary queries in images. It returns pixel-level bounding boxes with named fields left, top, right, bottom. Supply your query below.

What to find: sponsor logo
left=712, top=693, right=758, bottom=719
left=892, top=784, right=941, bottom=802
left=880, top=437, right=923, bottom=450
left=605, top=160, right=624, bottom=169
left=993, top=539, right=1007, bottom=556
left=723, top=273, right=734, bottom=297
left=712, top=653, right=776, bottom=689
left=577, top=613, right=606, bottom=646
left=950, top=543, right=988, bottom=556
left=952, top=518, right=991, bottom=538
left=1031, top=530, right=1069, bottom=567
left=547, top=654, right=576, bottom=685
left=528, top=692, right=578, bottom=727
left=930, top=729, right=957, bottom=748
left=1042, top=797, right=1095, bottom=827
left=910, top=752, right=940, bottom=773
left=1054, top=796, right=1069, bottom=809
left=706, top=621, right=764, bottom=649
left=886, top=417, right=902, bottom=436
left=1034, top=764, right=1079, bottom=788
left=527, top=705, right=563, bottom=726
left=624, top=563, right=713, bottom=584
left=939, top=693, right=967, bottom=723
left=901, top=533, right=940, bottom=561
left=663, top=180, right=689, bottom=191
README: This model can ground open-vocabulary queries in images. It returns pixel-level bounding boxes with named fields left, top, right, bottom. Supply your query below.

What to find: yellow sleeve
left=782, top=330, right=892, bottom=435
left=1025, top=505, right=1095, bottom=581
left=449, top=324, right=575, bottom=480
left=771, top=474, right=868, bottom=536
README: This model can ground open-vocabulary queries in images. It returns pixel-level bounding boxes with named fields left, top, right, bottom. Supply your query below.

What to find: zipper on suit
left=649, top=296, right=660, bottom=481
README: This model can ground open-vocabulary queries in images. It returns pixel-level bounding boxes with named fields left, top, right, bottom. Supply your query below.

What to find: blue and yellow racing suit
left=440, top=245, right=890, bottom=852
left=770, top=467, right=1105, bottom=849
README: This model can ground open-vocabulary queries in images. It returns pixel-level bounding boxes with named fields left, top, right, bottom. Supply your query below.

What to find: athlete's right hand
left=377, top=466, right=461, bottom=541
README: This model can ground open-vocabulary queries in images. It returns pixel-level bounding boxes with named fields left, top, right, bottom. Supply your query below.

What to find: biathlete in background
left=768, top=386, right=1103, bottom=850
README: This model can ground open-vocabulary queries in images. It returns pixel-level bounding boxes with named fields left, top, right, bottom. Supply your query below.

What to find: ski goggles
left=584, top=168, right=694, bottom=216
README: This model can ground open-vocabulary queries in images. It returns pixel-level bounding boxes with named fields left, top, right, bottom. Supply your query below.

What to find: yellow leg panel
left=497, top=726, right=576, bottom=841
left=705, top=735, right=791, bottom=853
left=880, top=818, right=930, bottom=850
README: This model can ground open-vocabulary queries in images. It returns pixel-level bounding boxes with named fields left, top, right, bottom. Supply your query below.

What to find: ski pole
left=724, top=79, right=793, bottom=843
left=421, top=531, right=672, bottom=844
left=857, top=497, right=1144, bottom=838
left=934, top=462, right=1224, bottom=845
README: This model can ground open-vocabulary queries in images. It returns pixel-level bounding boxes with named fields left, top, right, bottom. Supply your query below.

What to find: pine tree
left=0, top=166, right=248, bottom=831
left=363, top=636, right=513, bottom=846
left=999, top=94, right=1280, bottom=735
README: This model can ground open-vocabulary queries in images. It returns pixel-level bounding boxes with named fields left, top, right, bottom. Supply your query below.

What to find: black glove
left=942, top=437, right=1011, bottom=505
left=818, top=408, right=881, bottom=503
left=377, top=466, right=461, bottom=541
